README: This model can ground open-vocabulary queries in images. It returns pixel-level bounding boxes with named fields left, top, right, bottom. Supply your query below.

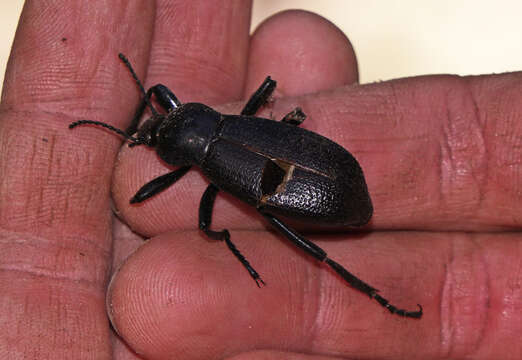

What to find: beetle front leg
left=126, top=84, right=182, bottom=135
left=118, top=54, right=182, bottom=135
left=260, top=211, right=423, bottom=318
left=130, top=166, right=191, bottom=204
left=199, top=184, right=265, bottom=287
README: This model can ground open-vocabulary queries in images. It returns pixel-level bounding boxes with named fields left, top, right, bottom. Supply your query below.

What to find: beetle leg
left=130, top=166, right=191, bottom=204
left=259, top=212, right=423, bottom=318
left=126, top=84, right=182, bottom=135
left=199, top=183, right=265, bottom=287
left=118, top=54, right=182, bottom=135
left=241, top=76, right=277, bottom=116
left=240, top=77, right=306, bottom=126
left=281, top=107, right=306, bottom=126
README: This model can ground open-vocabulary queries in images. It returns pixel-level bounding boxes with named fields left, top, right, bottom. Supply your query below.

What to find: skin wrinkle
left=440, top=104, right=453, bottom=215
left=470, top=237, right=490, bottom=358
left=0, top=114, right=111, bottom=235
left=0, top=225, right=111, bottom=262
left=298, top=255, right=322, bottom=353
left=470, top=238, right=489, bottom=358
left=311, top=264, right=348, bottom=356
left=467, top=84, right=488, bottom=208
left=0, top=227, right=111, bottom=275
left=440, top=234, right=490, bottom=359
left=36, top=135, right=49, bottom=225
left=493, top=81, right=522, bottom=211
left=0, top=266, right=104, bottom=292
left=25, top=134, right=41, bottom=223
left=453, top=84, right=487, bottom=206
left=440, top=235, right=453, bottom=358
left=437, top=78, right=487, bottom=223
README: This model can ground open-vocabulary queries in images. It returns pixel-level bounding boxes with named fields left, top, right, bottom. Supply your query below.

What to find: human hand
left=1, top=1, right=520, bottom=359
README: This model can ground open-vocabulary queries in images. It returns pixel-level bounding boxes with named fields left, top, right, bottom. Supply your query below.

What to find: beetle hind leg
left=259, top=211, right=423, bottom=318
left=199, top=184, right=265, bottom=287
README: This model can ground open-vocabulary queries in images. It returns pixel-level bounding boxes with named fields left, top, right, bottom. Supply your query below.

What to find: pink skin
left=0, top=1, right=520, bottom=359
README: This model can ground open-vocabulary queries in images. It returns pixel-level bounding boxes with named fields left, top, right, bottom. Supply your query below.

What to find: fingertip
left=106, top=233, right=262, bottom=358
left=247, top=10, right=358, bottom=96
left=106, top=236, right=182, bottom=357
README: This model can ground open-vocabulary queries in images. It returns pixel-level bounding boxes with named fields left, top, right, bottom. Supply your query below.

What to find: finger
left=246, top=9, right=358, bottom=97
left=114, top=9, right=360, bottom=237
left=108, top=230, right=521, bottom=359
left=144, top=0, right=253, bottom=103
left=0, top=0, right=153, bottom=357
left=118, top=70, right=522, bottom=234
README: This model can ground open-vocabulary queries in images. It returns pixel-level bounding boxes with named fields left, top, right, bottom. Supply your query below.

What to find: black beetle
left=70, top=54, right=422, bottom=319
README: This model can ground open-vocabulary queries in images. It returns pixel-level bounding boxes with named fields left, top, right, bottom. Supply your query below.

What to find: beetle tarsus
left=325, top=258, right=422, bottom=318
left=371, top=293, right=423, bottom=318
left=281, top=107, right=306, bottom=126
left=199, top=184, right=265, bottom=286
left=255, top=278, right=266, bottom=288
left=223, top=235, right=265, bottom=286
left=324, top=257, right=378, bottom=295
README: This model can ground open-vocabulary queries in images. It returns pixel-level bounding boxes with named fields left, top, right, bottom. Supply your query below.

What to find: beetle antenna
left=118, top=53, right=159, bottom=118
left=69, top=120, right=142, bottom=145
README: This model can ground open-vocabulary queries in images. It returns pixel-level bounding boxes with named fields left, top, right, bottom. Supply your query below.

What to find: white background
left=0, top=0, right=520, bottom=90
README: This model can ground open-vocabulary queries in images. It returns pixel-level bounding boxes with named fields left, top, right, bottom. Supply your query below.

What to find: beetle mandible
left=70, top=54, right=423, bottom=319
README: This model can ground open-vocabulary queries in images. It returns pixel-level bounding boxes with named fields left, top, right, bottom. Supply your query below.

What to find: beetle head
left=68, top=54, right=219, bottom=165
left=130, top=114, right=166, bottom=148
left=154, top=103, right=221, bottom=166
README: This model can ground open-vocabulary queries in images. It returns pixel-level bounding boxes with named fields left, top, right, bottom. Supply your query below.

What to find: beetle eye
left=135, top=115, right=165, bottom=147
left=137, top=132, right=154, bottom=147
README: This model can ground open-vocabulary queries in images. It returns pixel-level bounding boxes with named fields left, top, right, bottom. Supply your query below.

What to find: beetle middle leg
left=259, top=211, right=423, bottom=318
left=199, top=183, right=265, bottom=287
left=241, top=76, right=307, bottom=127
left=241, top=76, right=277, bottom=116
